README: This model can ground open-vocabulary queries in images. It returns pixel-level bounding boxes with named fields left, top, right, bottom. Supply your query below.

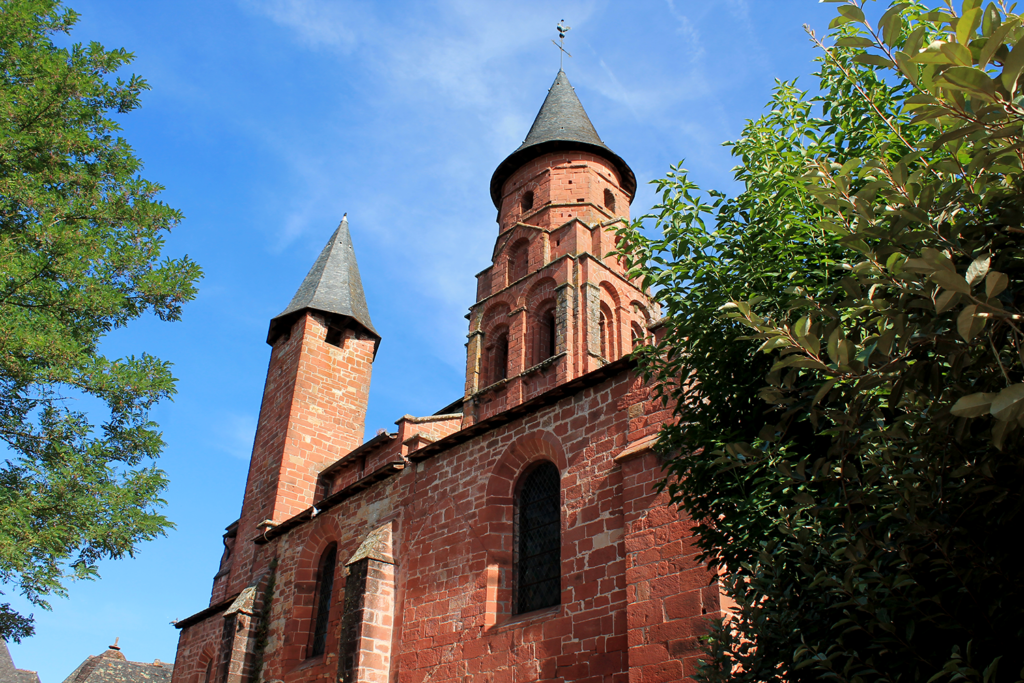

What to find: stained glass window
left=515, top=461, right=561, bottom=614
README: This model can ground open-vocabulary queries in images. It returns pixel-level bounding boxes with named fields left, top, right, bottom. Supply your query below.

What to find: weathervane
left=552, top=20, right=572, bottom=69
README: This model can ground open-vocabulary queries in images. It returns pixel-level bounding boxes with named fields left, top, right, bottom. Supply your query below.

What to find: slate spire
left=267, top=215, right=379, bottom=345
left=490, top=69, right=636, bottom=208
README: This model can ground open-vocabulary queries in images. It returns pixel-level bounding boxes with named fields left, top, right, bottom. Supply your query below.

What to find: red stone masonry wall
left=227, top=312, right=376, bottom=602
left=175, top=360, right=716, bottom=683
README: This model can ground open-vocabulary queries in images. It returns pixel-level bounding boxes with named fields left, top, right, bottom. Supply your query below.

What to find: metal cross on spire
left=552, top=20, right=572, bottom=69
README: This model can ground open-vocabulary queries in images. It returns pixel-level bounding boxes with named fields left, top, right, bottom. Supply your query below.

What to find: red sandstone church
left=170, top=70, right=726, bottom=683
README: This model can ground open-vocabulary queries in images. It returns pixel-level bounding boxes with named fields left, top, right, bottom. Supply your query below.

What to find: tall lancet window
left=514, top=461, right=561, bottom=614
left=310, top=544, right=337, bottom=657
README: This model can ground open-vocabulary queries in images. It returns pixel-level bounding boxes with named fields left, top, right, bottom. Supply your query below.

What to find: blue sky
left=5, top=0, right=844, bottom=680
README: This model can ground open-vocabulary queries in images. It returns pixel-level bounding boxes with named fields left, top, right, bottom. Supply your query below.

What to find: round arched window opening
left=603, top=188, right=616, bottom=213
left=488, top=331, right=509, bottom=385
left=309, top=543, right=337, bottom=657
left=521, top=191, right=534, bottom=213
left=534, top=307, right=556, bottom=365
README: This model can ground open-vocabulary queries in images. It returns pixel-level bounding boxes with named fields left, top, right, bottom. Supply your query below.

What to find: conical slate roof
left=489, top=70, right=636, bottom=208
left=267, top=215, right=379, bottom=346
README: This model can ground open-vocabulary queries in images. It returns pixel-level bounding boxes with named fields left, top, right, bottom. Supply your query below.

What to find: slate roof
left=267, top=215, right=379, bottom=347
left=490, top=70, right=636, bottom=208
left=0, top=642, right=39, bottom=683
left=60, top=645, right=171, bottom=683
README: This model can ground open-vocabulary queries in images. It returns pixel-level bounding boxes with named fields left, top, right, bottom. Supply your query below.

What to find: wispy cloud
left=239, top=0, right=363, bottom=52
left=214, top=412, right=258, bottom=459
left=665, top=0, right=706, bottom=64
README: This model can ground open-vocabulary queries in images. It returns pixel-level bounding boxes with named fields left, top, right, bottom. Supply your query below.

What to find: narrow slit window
left=514, top=461, right=561, bottom=614
left=631, top=322, right=645, bottom=349
left=604, top=188, right=616, bottom=212
left=493, top=332, right=509, bottom=383
left=521, top=191, right=534, bottom=213
left=310, top=544, right=336, bottom=657
left=599, top=310, right=608, bottom=358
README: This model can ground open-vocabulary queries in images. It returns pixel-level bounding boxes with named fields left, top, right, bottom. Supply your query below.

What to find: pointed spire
left=267, top=215, right=379, bottom=345
left=519, top=70, right=606, bottom=151
left=490, top=70, right=635, bottom=208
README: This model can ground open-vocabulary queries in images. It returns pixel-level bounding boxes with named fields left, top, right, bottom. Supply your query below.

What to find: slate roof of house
left=267, top=214, right=379, bottom=347
left=0, top=642, right=40, bottom=683
left=489, top=69, right=636, bottom=208
left=60, top=644, right=171, bottom=683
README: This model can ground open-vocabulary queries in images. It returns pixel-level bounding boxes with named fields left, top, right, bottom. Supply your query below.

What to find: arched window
left=509, top=240, right=529, bottom=283
left=533, top=306, right=556, bottom=366
left=521, top=190, right=534, bottom=213
left=514, top=461, right=561, bottom=614
left=489, top=330, right=509, bottom=385
left=604, top=188, right=616, bottom=213
left=631, top=321, right=645, bottom=350
left=310, top=544, right=337, bottom=657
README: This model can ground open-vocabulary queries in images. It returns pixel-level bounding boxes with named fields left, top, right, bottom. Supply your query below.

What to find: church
left=169, top=69, right=726, bottom=683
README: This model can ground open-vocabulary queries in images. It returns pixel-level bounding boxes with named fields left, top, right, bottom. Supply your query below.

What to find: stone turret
left=463, top=70, right=656, bottom=426
left=219, top=216, right=378, bottom=601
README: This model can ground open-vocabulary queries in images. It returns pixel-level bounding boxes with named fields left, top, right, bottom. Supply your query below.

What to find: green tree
left=0, top=0, right=200, bottom=641
left=617, top=1, right=1024, bottom=680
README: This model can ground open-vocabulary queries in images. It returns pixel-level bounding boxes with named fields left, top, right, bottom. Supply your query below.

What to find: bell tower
left=222, top=216, right=380, bottom=598
left=463, top=70, right=657, bottom=426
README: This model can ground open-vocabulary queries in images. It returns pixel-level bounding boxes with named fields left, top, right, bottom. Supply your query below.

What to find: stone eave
left=255, top=460, right=406, bottom=545
left=318, top=430, right=397, bottom=480
left=174, top=591, right=242, bottom=630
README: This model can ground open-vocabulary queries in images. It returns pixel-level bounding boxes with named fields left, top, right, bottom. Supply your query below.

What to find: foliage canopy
left=618, top=0, right=1024, bottom=680
left=0, top=0, right=201, bottom=641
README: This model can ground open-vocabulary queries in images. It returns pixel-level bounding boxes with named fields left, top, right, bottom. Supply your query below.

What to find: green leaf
left=941, top=41, right=974, bottom=65
left=838, top=5, right=866, bottom=23
left=813, top=378, right=838, bottom=405
left=935, top=289, right=959, bottom=313
left=880, top=4, right=909, bottom=47
left=894, top=51, right=920, bottom=82
left=793, top=492, right=815, bottom=506
left=932, top=269, right=972, bottom=294
left=836, top=37, right=876, bottom=48
left=991, top=384, right=1024, bottom=420
left=950, top=392, right=996, bottom=417
left=957, top=304, right=987, bottom=340
left=794, top=315, right=812, bottom=338
left=985, top=270, right=1009, bottom=297
left=1000, top=36, right=1024, bottom=91
left=956, top=7, right=982, bottom=45
left=939, top=66, right=997, bottom=98
left=966, top=253, right=991, bottom=284
left=979, top=16, right=1019, bottom=67
left=827, top=327, right=841, bottom=365
left=854, top=53, right=895, bottom=69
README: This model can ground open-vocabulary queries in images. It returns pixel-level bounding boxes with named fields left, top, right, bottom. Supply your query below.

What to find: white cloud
left=238, top=0, right=363, bottom=52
